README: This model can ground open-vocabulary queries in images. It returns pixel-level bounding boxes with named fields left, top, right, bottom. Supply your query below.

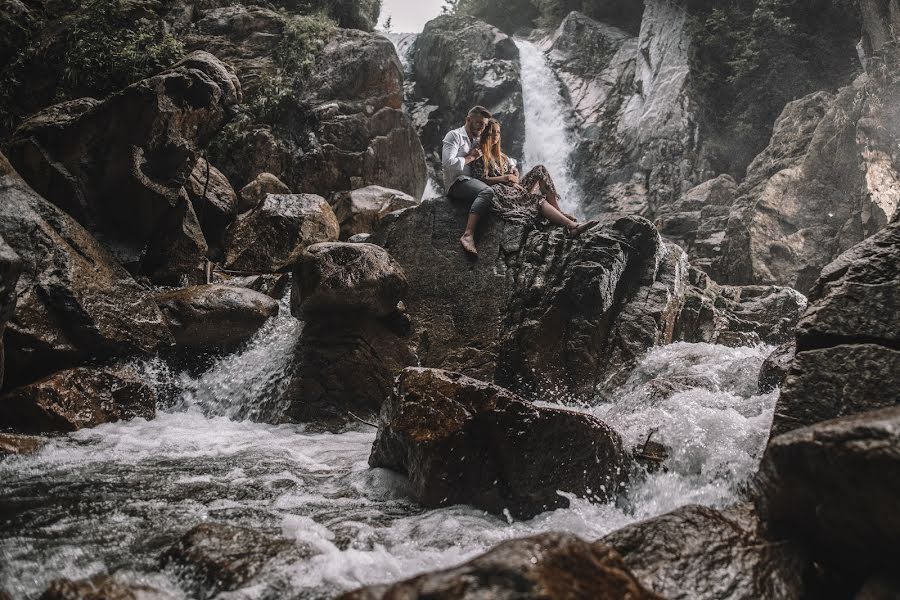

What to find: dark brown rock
left=0, top=365, right=156, bottom=433
left=0, top=432, right=45, bottom=456
left=154, top=284, right=279, bottom=349
left=0, top=153, right=172, bottom=388
left=223, top=193, right=339, bottom=273
left=369, top=368, right=632, bottom=519
left=331, top=185, right=418, bottom=240
left=755, top=406, right=900, bottom=578
left=236, top=172, right=289, bottom=214
left=758, top=341, right=795, bottom=393
left=220, top=273, right=291, bottom=300
left=7, top=51, right=241, bottom=284
left=773, top=212, right=900, bottom=435
left=603, top=504, right=808, bottom=600
left=161, top=522, right=298, bottom=593
left=185, top=157, right=238, bottom=256
left=293, top=242, right=407, bottom=318
left=338, top=532, right=661, bottom=600
left=39, top=575, right=174, bottom=600
left=0, top=234, right=22, bottom=389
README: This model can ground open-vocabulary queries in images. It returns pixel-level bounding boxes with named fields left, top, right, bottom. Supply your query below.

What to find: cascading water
left=514, top=39, right=584, bottom=217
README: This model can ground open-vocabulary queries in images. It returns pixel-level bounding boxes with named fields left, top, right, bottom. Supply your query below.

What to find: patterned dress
left=470, top=155, right=557, bottom=224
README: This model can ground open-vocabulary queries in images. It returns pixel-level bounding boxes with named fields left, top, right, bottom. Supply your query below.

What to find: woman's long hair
left=479, top=119, right=506, bottom=174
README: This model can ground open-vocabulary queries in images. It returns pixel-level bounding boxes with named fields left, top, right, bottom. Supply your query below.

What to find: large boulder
left=223, top=194, right=339, bottom=273
left=154, top=284, right=279, bottom=349
left=369, top=368, right=632, bottom=519
left=602, top=504, right=808, bottom=600
left=0, top=153, right=172, bottom=388
left=713, top=45, right=900, bottom=292
left=7, top=51, right=241, bottom=284
left=193, top=8, right=426, bottom=199
left=184, top=157, right=238, bottom=257
left=0, top=365, right=156, bottom=433
left=330, top=185, right=418, bottom=240
left=237, top=172, right=290, bottom=214
left=371, top=197, right=687, bottom=399
left=285, top=242, right=413, bottom=423
left=0, top=235, right=22, bottom=389
left=755, top=406, right=900, bottom=581
left=410, top=15, right=524, bottom=178
left=772, top=213, right=900, bottom=435
left=338, top=533, right=661, bottom=599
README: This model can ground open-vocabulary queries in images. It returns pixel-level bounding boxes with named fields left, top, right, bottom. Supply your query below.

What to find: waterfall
left=514, top=39, right=584, bottom=217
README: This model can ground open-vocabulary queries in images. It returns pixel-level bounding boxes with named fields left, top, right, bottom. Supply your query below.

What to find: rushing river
left=0, top=296, right=778, bottom=598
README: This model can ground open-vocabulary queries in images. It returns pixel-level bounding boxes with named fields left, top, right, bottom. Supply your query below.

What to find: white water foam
left=514, top=39, right=584, bottom=217
left=0, top=327, right=777, bottom=598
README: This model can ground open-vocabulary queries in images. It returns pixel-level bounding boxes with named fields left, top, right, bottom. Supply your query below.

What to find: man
left=442, top=105, right=517, bottom=256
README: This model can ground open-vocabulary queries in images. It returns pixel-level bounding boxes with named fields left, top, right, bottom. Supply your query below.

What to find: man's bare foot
left=460, top=233, right=478, bottom=257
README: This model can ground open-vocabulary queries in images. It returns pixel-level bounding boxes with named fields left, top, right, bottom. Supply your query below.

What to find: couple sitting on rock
left=442, top=105, right=596, bottom=256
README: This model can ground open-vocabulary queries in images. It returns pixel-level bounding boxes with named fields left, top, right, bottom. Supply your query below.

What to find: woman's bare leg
left=539, top=200, right=575, bottom=227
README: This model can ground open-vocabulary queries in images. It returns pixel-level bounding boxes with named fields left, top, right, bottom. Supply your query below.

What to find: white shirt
left=441, top=126, right=517, bottom=193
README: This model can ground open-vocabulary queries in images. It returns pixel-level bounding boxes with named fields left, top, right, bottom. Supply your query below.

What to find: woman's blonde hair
left=479, top=119, right=505, bottom=174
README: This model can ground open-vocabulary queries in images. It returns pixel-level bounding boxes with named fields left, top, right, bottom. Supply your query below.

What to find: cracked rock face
left=772, top=212, right=900, bottom=436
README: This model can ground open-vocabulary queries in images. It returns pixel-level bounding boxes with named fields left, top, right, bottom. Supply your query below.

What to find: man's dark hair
left=467, top=105, right=492, bottom=119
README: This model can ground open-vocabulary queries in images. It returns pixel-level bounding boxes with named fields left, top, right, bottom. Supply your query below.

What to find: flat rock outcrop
left=0, top=365, right=156, bottom=433
left=603, top=504, right=807, bottom=600
left=339, top=532, right=661, bottom=600
left=409, top=15, right=524, bottom=179
left=755, top=406, right=900, bottom=581
left=7, top=51, right=241, bottom=285
left=154, top=284, right=279, bottom=350
left=0, top=153, right=172, bottom=388
left=331, top=185, right=418, bottom=240
left=223, top=194, right=339, bottom=273
left=772, top=213, right=900, bottom=435
left=369, top=368, right=631, bottom=519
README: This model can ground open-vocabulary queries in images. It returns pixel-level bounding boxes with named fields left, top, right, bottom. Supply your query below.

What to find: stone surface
left=154, top=284, right=279, bottom=349
left=194, top=8, right=426, bottom=199
left=338, top=532, right=661, bottom=599
left=409, top=15, right=524, bottom=182
left=0, top=365, right=156, bottom=433
left=755, top=406, right=900, bottom=577
left=0, top=153, right=172, bottom=388
left=0, top=235, right=22, bottom=389
left=369, top=368, right=631, bottom=519
left=7, top=51, right=242, bottom=284
left=773, top=213, right=900, bottom=435
left=603, top=504, right=807, bottom=600
left=220, top=273, right=291, bottom=300
left=758, top=341, right=795, bottom=393
left=236, top=172, right=289, bottom=214
left=161, top=523, right=298, bottom=593
left=293, top=242, right=407, bottom=317
left=331, top=185, right=418, bottom=240
left=39, top=575, right=174, bottom=600
left=0, top=432, right=45, bottom=456
left=371, top=197, right=686, bottom=399
left=223, top=194, right=339, bottom=273
left=185, top=157, right=238, bottom=255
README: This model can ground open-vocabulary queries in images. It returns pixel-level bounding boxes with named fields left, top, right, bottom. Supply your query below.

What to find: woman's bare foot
left=460, top=233, right=478, bottom=257
left=565, top=220, right=599, bottom=238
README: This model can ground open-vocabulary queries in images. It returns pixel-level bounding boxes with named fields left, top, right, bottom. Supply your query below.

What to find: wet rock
left=185, top=157, right=238, bottom=256
left=410, top=15, right=524, bottom=178
left=0, top=235, right=22, bottom=389
left=0, top=365, right=156, bottom=433
left=755, top=406, right=900, bottom=579
left=773, top=213, right=900, bottom=435
left=0, top=153, right=172, bottom=388
left=713, top=46, right=900, bottom=292
left=223, top=194, right=339, bottom=273
left=292, top=242, right=407, bottom=317
left=220, top=273, right=290, bottom=300
left=758, top=342, right=795, bottom=393
left=860, top=0, right=900, bottom=57
left=236, top=172, right=289, bottom=214
left=854, top=574, right=900, bottom=600
left=7, top=51, right=241, bottom=284
left=373, top=197, right=686, bottom=399
left=0, top=432, right=45, bottom=456
left=197, top=9, right=426, bottom=199
left=339, top=532, right=661, bottom=599
left=161, top=522, right=298, bottom=593
left=603, top=504, right=808, bottom=600
left=369, top=368, right=631, bottom=519
left=154, top=284, right=279, bottom=350
left=331, top=185, right=418, bottom=240
left=39, top=575, right=174, bottom=600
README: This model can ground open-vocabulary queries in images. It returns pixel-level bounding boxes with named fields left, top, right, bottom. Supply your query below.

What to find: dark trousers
left=448, top=177, right=493, bottom=215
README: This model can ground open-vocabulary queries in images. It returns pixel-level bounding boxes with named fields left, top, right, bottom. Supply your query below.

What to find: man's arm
left=441, top=131, right=466, bottom=174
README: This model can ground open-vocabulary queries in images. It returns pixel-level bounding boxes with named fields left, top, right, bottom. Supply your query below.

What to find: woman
left=460, top=118, right=595, bottom=255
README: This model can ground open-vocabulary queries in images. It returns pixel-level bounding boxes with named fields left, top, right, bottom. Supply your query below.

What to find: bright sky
left=379, top=0, right=446, bottom=33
